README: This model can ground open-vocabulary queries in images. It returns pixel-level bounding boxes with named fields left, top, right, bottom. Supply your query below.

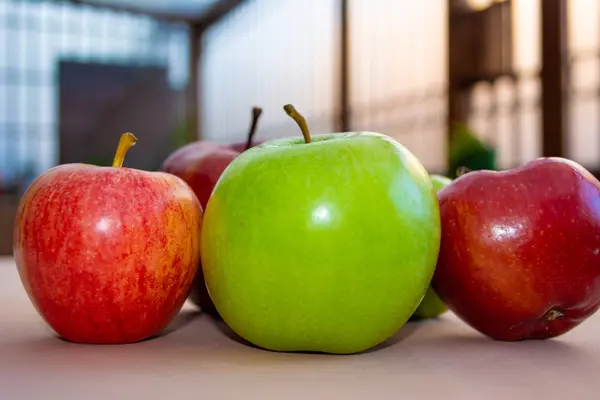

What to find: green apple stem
left=112, top=132, right=138, bottom=168
left=245, top=106, right=263, bottom=150
left=283, top=104, right=312, bottom=144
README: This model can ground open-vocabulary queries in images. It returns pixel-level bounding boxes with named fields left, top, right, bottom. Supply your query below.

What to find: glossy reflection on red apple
left=432, top=157, right=600, bottom=341
left=13, top=133, right=203, bottom=344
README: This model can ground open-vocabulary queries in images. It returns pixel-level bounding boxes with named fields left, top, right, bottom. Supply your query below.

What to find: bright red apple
left=161, top=106, right=263, bottom=316
left=13, top=133, right=203, bottom=344
left=432, top=157, right=600, bottom=341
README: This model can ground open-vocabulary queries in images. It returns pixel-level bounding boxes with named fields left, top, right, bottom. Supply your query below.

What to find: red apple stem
left=456, top=166, right=472, bottom=177
left=245, top=106, right=263, bottom=151
left=112, top=132, right=138, bottom=168
left=283, top=104, right=312, bottom=144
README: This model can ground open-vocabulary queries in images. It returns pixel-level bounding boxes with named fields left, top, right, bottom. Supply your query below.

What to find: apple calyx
left=112, top=132, right=138, bottom=168
left=543, top=307, right=565, bottom=321
left=283, top=104, right=312, bottom=144
left=245, top=106, right=263, bottom=151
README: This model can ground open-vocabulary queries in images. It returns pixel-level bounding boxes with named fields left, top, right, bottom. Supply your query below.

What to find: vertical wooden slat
left=187, top=23, right=202, bottom=142
left=511, top=75, right=522, bottom=167
left=446, top=1, right=471, bottom=143
left=339, top=0, right=350, bottom=132
left=540, top=0, right=568, bottom=157
left=446, top=0, right=457, bottom=143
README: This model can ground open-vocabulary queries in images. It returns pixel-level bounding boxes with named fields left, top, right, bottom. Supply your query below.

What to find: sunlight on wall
left=513, top=0, right=541, bottom=72
left=568, top=0, right=600, bottom=167
left=202, top=0, right=600, bottom=172
left=348, top=0, right=447, bottom=172
left=201, top=0, right=340, bottom=144
left=203, top=0, right=448, bottom=172
left=569, top=0, right=598, bottom=52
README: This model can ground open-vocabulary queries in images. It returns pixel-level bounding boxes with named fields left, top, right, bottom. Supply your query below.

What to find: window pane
left=5, top=29, right=21, bottom=69
left=38, top=135, right=57, bottom=175
left=0, top=28, right=7, bottom=68
left=0, top=0, right=189, bottom=181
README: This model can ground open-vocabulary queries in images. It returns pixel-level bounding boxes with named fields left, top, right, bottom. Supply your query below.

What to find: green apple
left=411, top=174, right=453, bottom=321
left=201, top=105, right=441, bottom=354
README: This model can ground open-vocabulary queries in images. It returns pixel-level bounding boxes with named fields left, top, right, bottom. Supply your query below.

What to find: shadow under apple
left=415, top=327, right=593, bottom=362
left=46, top=308, right=203, bottom=345
left=210, top=315, right=425, bottom=356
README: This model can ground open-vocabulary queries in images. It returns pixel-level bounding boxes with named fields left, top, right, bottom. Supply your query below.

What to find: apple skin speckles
left=432, top=157, right=600, bottom=341
left=13, top=164, right=203, bottom=344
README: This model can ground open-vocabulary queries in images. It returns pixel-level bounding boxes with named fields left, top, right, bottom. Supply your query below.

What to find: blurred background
left=0, top=0, right=595, bottom=254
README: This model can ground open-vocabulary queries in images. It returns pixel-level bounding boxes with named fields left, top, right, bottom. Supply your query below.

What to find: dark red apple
left=162, top=107, right=263, bottom=211
left=161, top=142, right=240, bottom=211
left=229, top=139, right=265, bottom=153
left=161, top=106, right=263, bottom=316
left=13, top=133, right=203, bottom=344
left=432, top=157, right=600, bottom=341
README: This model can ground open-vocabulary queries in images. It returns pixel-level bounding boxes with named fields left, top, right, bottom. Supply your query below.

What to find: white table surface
left=1, top=255, right=598, bottom=400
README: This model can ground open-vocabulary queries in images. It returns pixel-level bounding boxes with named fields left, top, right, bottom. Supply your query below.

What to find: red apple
left=432, top=157, right=600, bottom=341
left=162, top=107, right=263, bottom=211
left=229, top=139, right=265, bottom=153
left=161, top=142, right=240, bottom=211
left=13, top=133, right=203, bottom=344
left=161, top=107, right=263, bottom=316
left=161, top=142, right=238, bottom=318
